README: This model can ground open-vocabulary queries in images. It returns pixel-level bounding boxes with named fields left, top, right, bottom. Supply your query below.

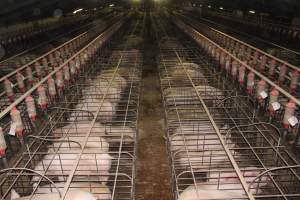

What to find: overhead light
left=93, top=8, right=97, bottom=11
left=153, top=0, right=168, bottom=4
left=249, top=10, right=255, bottom=14
left=109, top=4, right=115, bottom=7
left=199, top=4, right=202, bottom=7
left=208, top=5, right=211, bottom=8
left=219, top=7, right=224, bottom=10
left=73, top=8, right=83, bottom=14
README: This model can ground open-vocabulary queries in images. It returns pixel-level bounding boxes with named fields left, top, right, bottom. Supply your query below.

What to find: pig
left=48, top=135, right=109, bottom=152
left=52, top=121, right=135, bottom=145
left=161, top=68, right=206, bottom=85
left=82, top=84, right=122, bottom=107
left=170, top=123, right=233, bottom=152
left=11, top=189, right=97, bottom=200
left=194, top=85, right=225, bottom=107
left=95, top=71, right=127, bottom=92
left=159, top=37, right=183, bottom=49
left=99, top=67, right=140, bottom=82
left=178, top=184, right=243, bottom=200
left=104, top=125, right=136, bottom=144
left=34, top=182, right=111, bottom=200
left=161, top=68, right=207, bottom=87
left=174, top=150, right=234, bottom=170
left=170, top=63, right=202, bottom=76
left=207, top=167, right=272, bottom=195
left=170, top=123, right=235, bottom=168
left=179, top=168, right=271, bottom=199
left=110, top=49, right=141, bottom=62
left=52, top=121, right=106, bottom=137
left=163, top=85, right=224, bottom=107
left=124, top=35, right=143, bottom=47
left=161, top=62, right=203, bottom=77
left=69, top=98, right=116, bottom=123
left=165, top=105, right=212, bottom=122
left=31, top=150, right=112, bottom=185
left=170, top=131, right=225, bottom=152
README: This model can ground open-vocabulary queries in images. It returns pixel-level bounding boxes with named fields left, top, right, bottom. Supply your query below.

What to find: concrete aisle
left=135, top=13, right=172, bottom=200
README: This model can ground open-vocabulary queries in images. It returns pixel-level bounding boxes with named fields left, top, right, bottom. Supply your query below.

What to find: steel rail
left=175, top=51, right=256, bottom=200
left=110, top=18, right=143, bottom=199
left=224, top=102, right=299, bottom=199
left=0, top=168, right=62, bottom=197
left=0, top=15, right=89, bottom=44
left=0, top=32, right=86, bottom=82
left=0, top=18, right=96, bottom=65
left=0, top=83, right=85, bottom=198
left=204, top=10, right=300, bottom=32
left=0, top=19, right=124, bottom=120
left=0, top=12, right=122, bottom=65
left=174, top=18, right=300, bottom=107
left=0, top=13, right=123, bottom=82
left=0, top=18, right=127, bottom=198
left=198, top=15, right=300, bottom=57
left=152, top=14, right=204, bottom=198
left=153, top=13, right=256, bottom=199
left=178, top=12, right=300, bottom=60
left=60, top=34, right=122, bottom=200
left=174, top=13, right=300, bottom=96
left=156, top=12, right=300, bottom=199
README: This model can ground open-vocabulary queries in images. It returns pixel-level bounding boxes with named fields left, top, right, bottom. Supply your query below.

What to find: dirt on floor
left=135, top=21, right=173, bottom=200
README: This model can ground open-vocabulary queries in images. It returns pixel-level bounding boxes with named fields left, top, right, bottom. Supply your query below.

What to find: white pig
left=171, top=123, right=234, bottom=168
left=125, top=35, right=143, bottom=47
left=110, top=49, right=141, bottom=63
left=95, top=72, right=127, bottom=92
left=179, top=168, right=271, bottom=199
left=49, top=135, right=109, bottom=152
left=170, top=124, right=233, bottom=152
left=99, top=67, right=139, bottom=82
left=207, top=167, right=271, bottom=195
left=69, top=98, right=116, bottom=123
left=11, top=189, right=96, bottom=200
left=104, top=125, right=136, bottom=144
left=174, top=150, right=233, bottom=170
left=178, top=184, right=242, bottom=200
left=52, top=121, right=135, bottom=145
left=52, top=121, right=106, bottom=137
left=31, top=150, right=112, bottom=185
left=162, top=62, right=206, bottom=78
left=34, top=182, right=111, bottom=200
left=159, top=37, right=183, bottom=49
left=82, top=84, right=122, bottom=107
left=163, top=85, right=224, bottom=107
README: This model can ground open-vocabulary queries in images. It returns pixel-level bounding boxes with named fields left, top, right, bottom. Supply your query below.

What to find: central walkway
left=135, top=13, right=172, bottom=200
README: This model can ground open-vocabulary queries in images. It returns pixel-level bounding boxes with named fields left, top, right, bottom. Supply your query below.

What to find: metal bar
left=174, top=18, right=300, bottom=107
left=0, top=20, right=124, bottom=120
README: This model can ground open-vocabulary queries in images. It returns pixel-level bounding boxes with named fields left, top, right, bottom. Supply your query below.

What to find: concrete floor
left=135, top=22, right=172, bottom=200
